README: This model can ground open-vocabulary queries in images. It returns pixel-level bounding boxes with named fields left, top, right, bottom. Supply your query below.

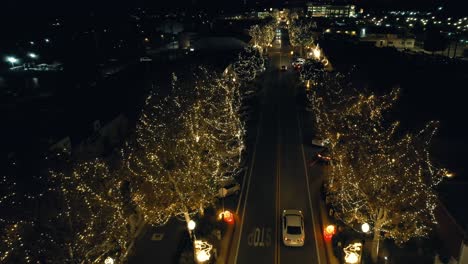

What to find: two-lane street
left=231, top=46, right=326, bottom=264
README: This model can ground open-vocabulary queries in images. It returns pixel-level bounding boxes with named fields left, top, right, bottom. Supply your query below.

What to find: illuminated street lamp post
left=361, top=223, right=370, bottom=233
left=28, top=53, right=38, bottom=59
left=6, top=56, right=18, bottom=67
left=104, top=256, right=114, bottom=264
left=188, top=219, right=196, bottom=239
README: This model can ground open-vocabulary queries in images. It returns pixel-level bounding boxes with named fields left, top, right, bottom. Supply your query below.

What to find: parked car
left=316, top=148, right=332, bottom=164
left=311, top=138, right=330, bottom=148
left=282, top=209, right=305, bottom=247
left=217, top=179, right=241, bottom=198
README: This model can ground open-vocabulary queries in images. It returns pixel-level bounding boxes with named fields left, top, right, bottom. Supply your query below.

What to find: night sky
left=3, top=0, right=466, bottom=14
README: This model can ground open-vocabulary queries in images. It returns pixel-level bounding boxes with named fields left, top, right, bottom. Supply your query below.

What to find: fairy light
left=125, top=67, right=245, bottom=227
left=49, top=159, right=130, bottom=263
left=248, top=22, right=275, bottom=49
left=2, top=43, right=251, bottom=262
left=307, top=67, right=448, bottom=246
left=288, top=18, right=316, bottom=52
left=232, top=46, right=265, bottom=83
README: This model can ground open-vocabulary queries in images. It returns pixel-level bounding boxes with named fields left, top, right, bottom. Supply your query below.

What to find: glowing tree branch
left=125, top=70, right=244, bottom=230
left=308, top=70, right=447, bottom=263
left=49, top=159, right=131, bottom=263
left=232, top=46, right=265, bottom=83
left=248, top=21, right=275, bottom=51
left=288, top=18, right=316, bottom=56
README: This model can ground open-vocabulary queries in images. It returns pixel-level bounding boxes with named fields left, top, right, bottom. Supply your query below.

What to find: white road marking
left=297, top=113, right=322, bottom=264
left=233, top=113, right=263, bottom=264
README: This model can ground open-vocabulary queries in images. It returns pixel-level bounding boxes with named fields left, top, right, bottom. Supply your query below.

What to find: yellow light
left=325, top=225, right=336, bottom=234
left=196, top=250, right=210, bottom=262
left=345, top=252, right=359, bottom=263
left=361, top=223, right=370, bottom=233
left=445, top=172, right=454, bottom=178
left=344, top=242, right=362, bottom=264
left=104, top=257, right=114, bottom=264
left=188, top=220, right=196, bottom=230
left=290, top=51, right=294, bottom=55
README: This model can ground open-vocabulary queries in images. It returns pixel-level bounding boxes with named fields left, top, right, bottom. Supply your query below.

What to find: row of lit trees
left=0, top=44, right=267, bottom=263
left=305, top=65, right=448, bottom=262
left=124, top=68, right=245, bottom=229
left=248, top=21, right=275, bottom=53
left=288, top=18, right=316, bottom=57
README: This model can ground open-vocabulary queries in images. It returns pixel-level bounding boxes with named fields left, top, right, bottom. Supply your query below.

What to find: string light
left=288, top=18, right=316, bottom=53
left=307, top=65, right=448, bottom=246
left=248, top=22, right=275, bottom=49
left=1, top=44, right=251, bottom=263
left=124, top=67, right=245, bottom=227
left=232, top=46, right=266, bottom=83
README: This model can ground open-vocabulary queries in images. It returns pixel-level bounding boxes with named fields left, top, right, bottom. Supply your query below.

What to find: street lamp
left=28, top=53, right=38, bottom=59
left=194, top=239, right=213, bottom=263
left=188, top=220, right=196, bottom=231
left=6, top=56, right=18, bottom=67
left=104, top=257, right=114, bottom=264
left=361, top=223, right=370, bottom=233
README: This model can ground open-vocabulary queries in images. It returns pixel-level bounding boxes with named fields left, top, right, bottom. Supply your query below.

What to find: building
left=360, top=32, right=415, bottom=49
left=306, top=2, right=356, bottom=18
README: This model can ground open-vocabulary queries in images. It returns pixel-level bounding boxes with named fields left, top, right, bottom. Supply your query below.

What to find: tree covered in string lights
left=299, top=58, right=325, bottom=85
left=232, top=46, right=265, bottom=84
left=308, top=71, right=448, bottom=263
left=125, top=70, right=244, bottom=228
left=0, top=159, right=59, bottom=263
left=49, top=159, right=131, bottom=263
left=288, top=18, right=316, bottom=56
left=248, top=21, right=275, bottom=51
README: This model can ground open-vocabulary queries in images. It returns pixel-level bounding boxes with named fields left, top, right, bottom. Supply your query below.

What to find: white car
left=218, top=179, right=240, bottom=198
left=311, top=138, right=330, bottom=148
left=282, top=209, right=305, bottom=247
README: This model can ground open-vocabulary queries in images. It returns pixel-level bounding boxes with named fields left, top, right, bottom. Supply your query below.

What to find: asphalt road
left=231, top=45, right=327, bottom=264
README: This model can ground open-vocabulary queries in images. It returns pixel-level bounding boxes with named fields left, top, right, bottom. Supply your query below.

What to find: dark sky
left=2, top=0, right=466, bottom=17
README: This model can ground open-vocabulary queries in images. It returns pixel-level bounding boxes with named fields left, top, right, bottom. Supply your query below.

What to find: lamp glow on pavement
left=344, top=242, right=362, bottom=264
left=194, top=240, right=212, bottom=263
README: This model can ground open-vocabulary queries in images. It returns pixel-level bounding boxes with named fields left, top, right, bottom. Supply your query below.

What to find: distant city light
left=30, top=41, right=35, bottom=45
left=28, top=53, right=38, bottom=59
left=45, top=38, right=50, bottom=43
left=6, top=56, right=18, bottom=66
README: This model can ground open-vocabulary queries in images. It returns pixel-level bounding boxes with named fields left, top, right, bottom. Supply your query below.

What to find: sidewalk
left=215, top=217, right=235, bottom=264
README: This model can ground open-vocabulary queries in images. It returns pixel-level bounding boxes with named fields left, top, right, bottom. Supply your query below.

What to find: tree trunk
left=371, top=208, right=387, bottom=263
left=199, top=203, right=204, bottom=216
left=371, top=228, right=380, bottom=263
